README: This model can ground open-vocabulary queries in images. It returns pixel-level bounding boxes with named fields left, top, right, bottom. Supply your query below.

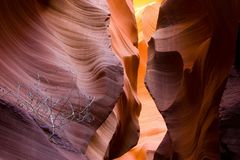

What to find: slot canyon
left=0, top=0, right=240, bottom=160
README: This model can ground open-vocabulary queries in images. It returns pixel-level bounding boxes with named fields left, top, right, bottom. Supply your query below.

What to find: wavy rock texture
left=220, top=68, right=240, bottom=160
left=86, top=0, right=141, bottom=159
left=145, top=0, right=239, bottom=159
left=107, top=0, right=141, bottom=159
left=0, top=100, right=87, bottom=160
left=0, top=0, right=123, bottom=159
left=1, top=0, right=240, bottom=160
left=86, top=107, right=119, bottom=160
left=219, top=17, right=240, bottom=160
left=118, top=1, right=167, bottom=160
left=135, top=0, right=162, bottom=43
left=114, top=1, right=168, bottom=159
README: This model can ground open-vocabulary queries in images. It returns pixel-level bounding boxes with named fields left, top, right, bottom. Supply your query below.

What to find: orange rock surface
left=145, top=0, right=239, bottom=159
left=0, top=0, right=240, bottom=160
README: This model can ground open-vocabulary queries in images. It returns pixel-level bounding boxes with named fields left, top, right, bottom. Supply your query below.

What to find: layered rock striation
left=145, top=0, right=240, bottom=159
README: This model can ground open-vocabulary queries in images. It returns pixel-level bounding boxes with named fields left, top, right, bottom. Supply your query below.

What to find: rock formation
left=145, top=0, right=240, bottom=159
left=0, top=0, right=123, bottom=159
left=219, top=17, right=240, bottom=160
left=220, top=68, right=240, bottom=160
left=87, top=0, right=141, bottom=159
left=107, top=0, right=141, bottom=158
left=0, top=0, right=240, bottom=160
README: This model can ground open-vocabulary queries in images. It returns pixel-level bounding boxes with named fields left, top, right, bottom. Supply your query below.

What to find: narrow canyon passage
left=0, top=0, right=240, bottom=160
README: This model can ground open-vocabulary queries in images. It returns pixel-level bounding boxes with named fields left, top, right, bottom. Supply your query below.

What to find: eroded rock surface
left=145, top=0, right=239, bottom=159
left=0, top=0, right=123, bottom=159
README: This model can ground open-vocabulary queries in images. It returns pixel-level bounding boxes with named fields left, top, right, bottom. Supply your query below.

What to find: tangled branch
left=0, top=72, right=95, bottom=142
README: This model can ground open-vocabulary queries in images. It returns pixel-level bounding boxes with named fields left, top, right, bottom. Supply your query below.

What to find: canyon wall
left=0, top=0, right=240, bottom=160
left=145, top=0, right=240, bottom=159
